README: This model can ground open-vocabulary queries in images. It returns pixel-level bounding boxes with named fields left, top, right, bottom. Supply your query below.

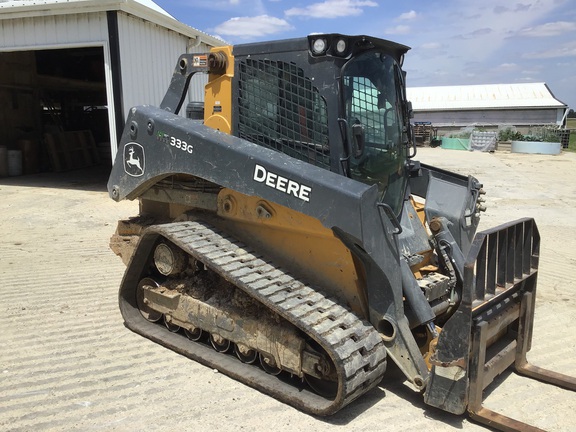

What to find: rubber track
left=122, top=220, right=387, bottom=415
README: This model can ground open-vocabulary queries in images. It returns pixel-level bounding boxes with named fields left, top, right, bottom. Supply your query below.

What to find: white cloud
left=497, top=62, right=518, bottom=71
left=493, top=3, right=532, bottom=14
left=517, top=21, right=576, bottom=37
left=213, top=15, right=293, bottom=37
left=397, top=0, right=576, bottom=108
left=285, top=0, right=377, bottom=19
left=522, top=41, right=576, bottom=59
left=385, top=25, right=411, bottom=35
left=398, top=10, right=417, bottom=21
left=453, top=27, right=493, bottom=40
left=412, top=42, right=447, bottom=60
left=420, top=42, right=442, bottom=50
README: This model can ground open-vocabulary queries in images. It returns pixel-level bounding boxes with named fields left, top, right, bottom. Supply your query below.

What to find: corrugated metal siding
left=407, top=83, right=565, bottom=110
left=117, top=12, right=209, bottom=119
left=413, top=108, right=560, bottom=127
left=0, top=0, right=224, bottom=48
left=0, top=12, right=108, bottom=48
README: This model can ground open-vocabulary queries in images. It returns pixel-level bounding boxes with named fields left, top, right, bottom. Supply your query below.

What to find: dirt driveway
left=1, top=148, right=575, bottom=431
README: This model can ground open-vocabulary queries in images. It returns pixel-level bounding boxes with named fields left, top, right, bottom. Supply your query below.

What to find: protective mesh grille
left=349, top=77, right=384, bottom=145
left=237, top=59, right=330, bottom=168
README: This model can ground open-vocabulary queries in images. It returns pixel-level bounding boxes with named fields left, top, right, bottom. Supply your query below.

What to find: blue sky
left=152, top=0, right=576, bottom=111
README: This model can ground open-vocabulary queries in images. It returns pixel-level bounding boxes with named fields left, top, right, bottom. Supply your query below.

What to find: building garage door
left=0, top=46, right=111, bottom=177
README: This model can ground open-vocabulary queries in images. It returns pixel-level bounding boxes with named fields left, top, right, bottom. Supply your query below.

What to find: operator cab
left=233, top=34, right=413, bottom=216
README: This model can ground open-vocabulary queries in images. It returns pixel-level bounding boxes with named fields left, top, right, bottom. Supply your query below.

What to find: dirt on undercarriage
left=0, top=148, right=575, bottom=432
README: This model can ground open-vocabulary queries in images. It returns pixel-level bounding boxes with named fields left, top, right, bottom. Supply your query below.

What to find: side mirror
left=407, top=100, right=414, bottom=119
left=352, top=121, right=365, bottom=158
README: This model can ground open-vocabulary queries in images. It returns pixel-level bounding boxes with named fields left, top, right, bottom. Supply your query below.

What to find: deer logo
left=123, top=143, right=145, bottom=177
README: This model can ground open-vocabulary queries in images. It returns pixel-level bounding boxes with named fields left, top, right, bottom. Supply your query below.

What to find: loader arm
left=108, top=102, right=430, bottom=387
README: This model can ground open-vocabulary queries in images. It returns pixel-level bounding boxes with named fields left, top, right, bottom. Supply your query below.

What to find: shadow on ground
left=0, top=165, right=111, bottom=192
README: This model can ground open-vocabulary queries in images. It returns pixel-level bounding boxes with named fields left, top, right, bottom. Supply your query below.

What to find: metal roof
left=407, top=83, right=567, bottom=111
left=0, top=0, right=224, bottom=46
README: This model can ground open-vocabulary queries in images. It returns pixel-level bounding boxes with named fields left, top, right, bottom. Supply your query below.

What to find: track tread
left=123, top=220, right=387, bottom=415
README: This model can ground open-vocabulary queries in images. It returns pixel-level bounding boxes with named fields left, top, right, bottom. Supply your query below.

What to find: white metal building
left=407, top=83, right=568, bottom=131
left=0, top=0, right=223, bottom=173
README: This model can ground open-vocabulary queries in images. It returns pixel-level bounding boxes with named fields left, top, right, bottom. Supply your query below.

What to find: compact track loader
left=107, top=34, right=575, bottom=430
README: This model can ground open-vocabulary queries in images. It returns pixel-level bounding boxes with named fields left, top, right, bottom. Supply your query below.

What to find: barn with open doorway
left=0, top=0, right=222, bottom=178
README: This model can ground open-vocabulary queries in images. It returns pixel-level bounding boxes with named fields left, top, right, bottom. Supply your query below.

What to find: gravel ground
left=1, top=147, right=575, bottom=432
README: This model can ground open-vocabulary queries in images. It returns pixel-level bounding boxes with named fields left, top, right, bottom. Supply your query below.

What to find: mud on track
left=1, top=149, right=575, bottom=431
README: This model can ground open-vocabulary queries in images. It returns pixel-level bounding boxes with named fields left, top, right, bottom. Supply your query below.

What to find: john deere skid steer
left=107, top=34, right=575, bottom=430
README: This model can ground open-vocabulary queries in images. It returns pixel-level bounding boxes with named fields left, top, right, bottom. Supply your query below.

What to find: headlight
left=311, top=38, right=327, bottom=55
left=335, top=38, right=347, bottom=55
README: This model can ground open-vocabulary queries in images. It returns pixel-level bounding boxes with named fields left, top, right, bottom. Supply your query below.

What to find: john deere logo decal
left=124, top=143, right=145, bottom=177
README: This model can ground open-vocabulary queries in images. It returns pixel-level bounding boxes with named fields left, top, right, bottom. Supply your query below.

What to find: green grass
left=566, top=118, right=576, bottom=152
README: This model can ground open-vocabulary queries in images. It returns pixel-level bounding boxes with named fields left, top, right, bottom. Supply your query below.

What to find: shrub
left=498, top=125, right=560, bottom=142
left=498, top=127, right=522, bottom=141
